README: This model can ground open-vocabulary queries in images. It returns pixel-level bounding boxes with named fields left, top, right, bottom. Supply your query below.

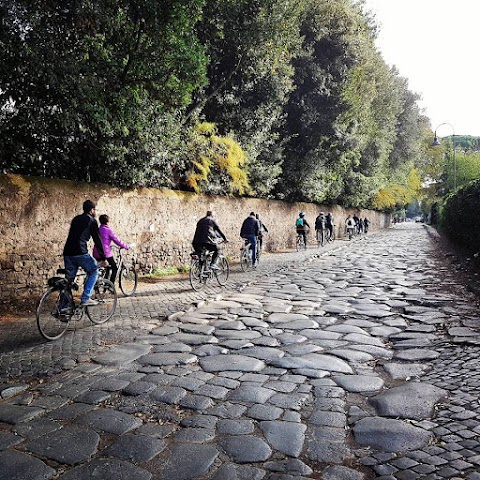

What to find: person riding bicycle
left=62, top=200, right=106, bottom=307
left=326, top=212, right=334, bottom=239
left=192, top=211, right=228, bottom=269
left=345, top=215, right=356, bottom=238
left=315, top=211, right=326, bottom=243
left=353, top=214, right=360, bottom=234
left=296, top=212, right=310, bottom=246
left=92, top=214, right=130, bottom=283
left=364, top=217, right=370, bottom=233
left=255, top=214, right=268, bottom=254
left=241, top=212, right=260, bottom=267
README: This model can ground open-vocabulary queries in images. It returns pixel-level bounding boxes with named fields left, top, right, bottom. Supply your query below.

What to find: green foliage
left=442, top=180, right=480, bottom=254
left=0, top=0, right=207, bottom=185
left=0, top=0, right=432, bottom=209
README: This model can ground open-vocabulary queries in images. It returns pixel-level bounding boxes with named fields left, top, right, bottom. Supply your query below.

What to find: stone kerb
left=0, top=173, right=389, bottom=302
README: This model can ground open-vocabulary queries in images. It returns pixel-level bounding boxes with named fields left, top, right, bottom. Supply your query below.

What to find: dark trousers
left=106, top=256, right=118, bottom=283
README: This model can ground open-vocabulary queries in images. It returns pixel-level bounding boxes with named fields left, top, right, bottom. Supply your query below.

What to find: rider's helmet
left=299, top=212, right=305, bottom=217
left=320, top=212, right=325, bottom=215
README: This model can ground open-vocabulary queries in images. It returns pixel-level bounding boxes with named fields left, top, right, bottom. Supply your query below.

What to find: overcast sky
left=362, top=0, right=480, bottom=136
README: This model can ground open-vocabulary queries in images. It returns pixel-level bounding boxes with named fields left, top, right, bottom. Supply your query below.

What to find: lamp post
left=432, top=122, right=456, bottom=191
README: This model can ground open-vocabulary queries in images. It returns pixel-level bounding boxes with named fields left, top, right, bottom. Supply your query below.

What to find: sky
left=362, top=0, right=480, bottom=137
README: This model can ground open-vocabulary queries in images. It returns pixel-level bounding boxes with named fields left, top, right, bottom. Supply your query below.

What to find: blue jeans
left=243, top=234, right=257, bottom=265
left=64, top=254, right=98, bottom=303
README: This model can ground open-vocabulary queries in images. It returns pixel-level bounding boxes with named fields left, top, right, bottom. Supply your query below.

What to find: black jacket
left=193, top=216, right=226, bottom=245
left=240, top=216, right=260, bottom=237
left=63, top=213, right=105, bottom=259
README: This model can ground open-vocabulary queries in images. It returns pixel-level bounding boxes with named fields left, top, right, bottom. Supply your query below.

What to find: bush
left=442, top=180, right=480, bottom=254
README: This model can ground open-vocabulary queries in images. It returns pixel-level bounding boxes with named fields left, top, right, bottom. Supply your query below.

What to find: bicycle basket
left=47, top=277, right=68, bottom=290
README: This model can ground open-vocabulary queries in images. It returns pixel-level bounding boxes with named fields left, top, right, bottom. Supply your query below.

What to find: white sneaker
left=210, top=263, right=219, bottom=270
left=80, top=298, right=99, bottom=307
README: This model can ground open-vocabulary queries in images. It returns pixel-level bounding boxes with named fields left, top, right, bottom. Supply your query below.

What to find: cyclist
left=241, top=212, right=260, bottom=267
left=192, top=211, right=228, bottom=269
left=326, top=212, right=334, bottom=240
left=93, top=214, right=130, bottom=283
left=353, top=214, right=360, bottom=234
left=345, top=215, right=356, bottom=239
left=315, top=211, right=326, bottom=244
left=255, top=214, right=269, bottom=254
left=364, top=217, right=370, bottom=233
left=358, top=217, right=364, bottom=234
left=62, top=200, right=106, bottom=307
left=296, top=212, right=310, bottom=247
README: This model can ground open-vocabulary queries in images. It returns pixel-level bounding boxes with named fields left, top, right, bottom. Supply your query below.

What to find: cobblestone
left=2, top=224, right=480, bottom=478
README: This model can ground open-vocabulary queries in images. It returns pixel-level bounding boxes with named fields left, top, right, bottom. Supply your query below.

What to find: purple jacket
left=93, top=224, right=129, bottom=259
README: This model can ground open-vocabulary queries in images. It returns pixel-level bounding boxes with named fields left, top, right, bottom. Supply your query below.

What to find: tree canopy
left=1, top=0, right=431, bottom=210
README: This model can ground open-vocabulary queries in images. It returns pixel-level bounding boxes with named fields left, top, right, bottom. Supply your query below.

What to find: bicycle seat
left=57, top=268, right=67, bottom=275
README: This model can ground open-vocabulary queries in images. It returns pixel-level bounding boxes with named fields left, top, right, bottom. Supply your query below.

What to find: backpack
left=296, top=218, right=304, bottom=227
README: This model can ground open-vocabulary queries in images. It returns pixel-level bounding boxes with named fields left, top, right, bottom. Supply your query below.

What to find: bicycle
left=240, top=238, right=259, bottom=271
left=296, top=231, right=308, bottom=251
left=99, top=244, right=138, bottom=296
left=316, top=228, right=326, bottom=248
left=36, top=269, right=117, bottom=341
left=189, top=243, right=229, bottom=291
left=326, top=224, right=336, bottom=243
left=345, top=226, right=355, bottom=240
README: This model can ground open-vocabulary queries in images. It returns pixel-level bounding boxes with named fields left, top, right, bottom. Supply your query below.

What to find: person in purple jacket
left=93, top=214, right=129, bottom=283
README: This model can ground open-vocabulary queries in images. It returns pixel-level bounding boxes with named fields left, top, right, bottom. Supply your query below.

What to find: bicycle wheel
left=296, top=236, right=302, bottom=252
left=215, top=257, right=229, bottom=286
left=240, top=248, right=250, bottom=271
left=256, top=242, right=261, bottom=264
left=86, top=279, right=117, bottom=324
left=119, top=264, right=138, bottom=296
left=189, top=260, right=205, bottom=291
left=37, top=288, right=70, bottom=340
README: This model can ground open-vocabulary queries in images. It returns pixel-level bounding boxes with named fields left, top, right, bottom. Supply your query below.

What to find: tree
left=195, top=0, right=304, bottom=196
left=0, top=0, right=207, bottom=185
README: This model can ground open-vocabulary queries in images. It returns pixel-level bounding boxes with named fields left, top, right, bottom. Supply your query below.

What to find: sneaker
left=59, top=307, right=73, bottom=315
left=210, top=263, right=219, bottom=270
left=80, top=298, right=99, bottom=307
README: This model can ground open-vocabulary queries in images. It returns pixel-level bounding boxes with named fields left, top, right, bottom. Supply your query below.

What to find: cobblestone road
left=1, top=223, right=480, bottom=480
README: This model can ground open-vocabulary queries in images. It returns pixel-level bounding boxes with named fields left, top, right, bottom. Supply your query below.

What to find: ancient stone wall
left=0, top=174, right=390, bottom=301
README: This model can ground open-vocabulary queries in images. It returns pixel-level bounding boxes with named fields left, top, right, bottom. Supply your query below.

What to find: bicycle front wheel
left=119, top=264, right=138, bottom=296
left=86, top=279, right=117, bottom=324
left=215, top=257, right=229, bottom=286
left=189, top=260, right=205, bottom=291
left=37, top=288, right=70, bottom=341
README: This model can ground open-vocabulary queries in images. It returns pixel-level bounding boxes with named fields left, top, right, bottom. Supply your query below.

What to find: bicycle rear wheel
left=296, top=236, right=302, bottom=252
left=190, top=260, right=205, bottom=291
left=119, top=264, right=138, bottom=296
left=37, top=288, right=70, bottom=340
left=240, top=248, right=250, bottom=271
left=215, top=257, right=229, bottom=286
left=86, top=279, right=117, bottom=324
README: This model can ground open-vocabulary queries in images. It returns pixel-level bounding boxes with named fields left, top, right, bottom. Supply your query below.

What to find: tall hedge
left=442, top=180, right=480, bottom=254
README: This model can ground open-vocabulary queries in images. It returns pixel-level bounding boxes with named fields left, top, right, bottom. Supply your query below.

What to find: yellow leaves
left=186, top=122, right=250, bottom=195
left=372, top=168, right=421, bottom=210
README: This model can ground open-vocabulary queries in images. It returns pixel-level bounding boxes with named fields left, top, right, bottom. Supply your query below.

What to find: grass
left=144, top=265, right=190, bottom=278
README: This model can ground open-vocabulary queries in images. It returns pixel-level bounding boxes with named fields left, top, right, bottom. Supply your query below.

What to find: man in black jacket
left=192, top=211, right=228, bottom=269
left=63, top=200, right=106, bottom=306
left=240, top=212, right=260, bottom=266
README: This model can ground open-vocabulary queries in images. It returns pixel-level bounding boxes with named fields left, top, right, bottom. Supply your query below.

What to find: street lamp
left=432, top=122, right=456, bottom=191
